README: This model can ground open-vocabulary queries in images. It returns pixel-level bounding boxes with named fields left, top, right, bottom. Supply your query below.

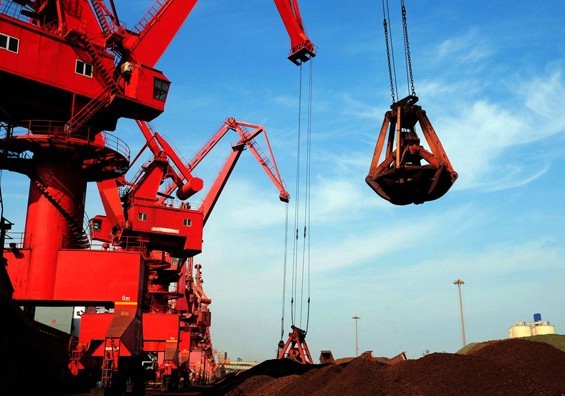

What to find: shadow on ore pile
left=202, top=336, right=565, bottom=396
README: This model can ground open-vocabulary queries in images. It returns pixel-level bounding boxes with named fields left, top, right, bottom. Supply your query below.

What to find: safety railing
left=0, top=120, right=130, bottom=162
left=1, top=1, right=58, bottom=32
left=2, top=231, right=24, bottom=249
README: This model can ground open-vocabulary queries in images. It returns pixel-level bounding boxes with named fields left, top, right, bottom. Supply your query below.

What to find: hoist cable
left=401, top=0, right=416, bottom=96
left=281, top=58, right=314, bottom=339
left=382, top=0, right=398, bottom=103
left=299, top=60, right=313, bottom=332
left=299, top=223, right=306, bottom=329
left=290, top=64, right=304, bottom=326
left=280, top=202, right=290, bottom=342
left=305, top=60, right=313, bottom=334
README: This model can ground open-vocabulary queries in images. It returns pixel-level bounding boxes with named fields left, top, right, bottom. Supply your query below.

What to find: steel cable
left=382, top=0, right=399, bottom=103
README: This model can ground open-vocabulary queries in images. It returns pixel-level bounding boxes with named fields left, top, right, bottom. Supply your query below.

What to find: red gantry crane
left=86, top=117, right=290, bottom=389
left=0, top=0, right=314, bottom=393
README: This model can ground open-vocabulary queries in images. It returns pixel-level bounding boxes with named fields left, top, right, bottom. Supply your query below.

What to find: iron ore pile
left=204, top=338, right=565, bottom=396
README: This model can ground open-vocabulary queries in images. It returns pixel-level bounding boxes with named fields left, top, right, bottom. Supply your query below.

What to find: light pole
left=352, top=315, right=360, bottom=357
left=453, top=279, right=466, bottom=347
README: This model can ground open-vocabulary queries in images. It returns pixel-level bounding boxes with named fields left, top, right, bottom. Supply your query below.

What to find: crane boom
left=122, top=0, right=315, bottom=67
left=0, top=0, right=312, bottom=390
left=197, top=118, right=290, bottom=225
left=124, top=0, right=199, bottom=67
left=92, top=117, right=288, bottom=245
left=274, top=0, right=316, bottom=64
left=158, top=118, right=289, bottom=209
left=200, top=145, right=244, bottom=225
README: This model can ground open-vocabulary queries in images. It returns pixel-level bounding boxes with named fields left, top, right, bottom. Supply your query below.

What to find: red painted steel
left=1, top=0, right=315, bottom=392
left=156, top=117, right=290, bottom=222
left=274, top=0, right=316, bottom=64
left=8, top=250, right=143, bottom=303
left=124, top=0, right=199, bottom=67
left=88, top=117, right=290, bottom=386
left=278, top=325, right=314, bottom=364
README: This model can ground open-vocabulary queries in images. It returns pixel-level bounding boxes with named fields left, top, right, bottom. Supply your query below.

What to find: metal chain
left=383, top=19, right=396, bottom=103
left=381, top=0, right=398, bottom=103
left=401, top=0, right=416, bottom=96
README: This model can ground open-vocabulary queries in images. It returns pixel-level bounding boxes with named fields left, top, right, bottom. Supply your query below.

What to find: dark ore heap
left=204, top=338, right=565, bottom=396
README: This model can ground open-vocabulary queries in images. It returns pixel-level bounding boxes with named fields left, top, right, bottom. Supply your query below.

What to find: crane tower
left=0, top=0, right=315, bottom=393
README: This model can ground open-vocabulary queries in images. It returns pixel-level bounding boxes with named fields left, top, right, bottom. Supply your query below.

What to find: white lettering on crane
left=151, top=226, right=180, bottom=234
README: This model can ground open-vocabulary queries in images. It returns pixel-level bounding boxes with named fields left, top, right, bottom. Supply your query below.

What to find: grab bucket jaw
left=366, top=96, right=457, bottom=205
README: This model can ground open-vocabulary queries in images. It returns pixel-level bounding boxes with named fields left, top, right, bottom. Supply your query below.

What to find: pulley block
left=366, top=96, right=457, bottom=205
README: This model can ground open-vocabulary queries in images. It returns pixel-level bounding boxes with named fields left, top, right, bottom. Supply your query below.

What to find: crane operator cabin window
left=75, top=60, right=93, bottom=77
left=0, top=33, right=19, bottom=53
left=153, top=78, right=170, bottom=101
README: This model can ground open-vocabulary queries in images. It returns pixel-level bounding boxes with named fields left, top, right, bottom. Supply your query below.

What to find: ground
left=199, top=335, right=565, bottom=396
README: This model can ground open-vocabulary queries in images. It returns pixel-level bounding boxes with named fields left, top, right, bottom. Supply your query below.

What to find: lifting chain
left=383, top=18, right=397, bottom=103
left=382, top=0, right=397, bottom=103
left=401, top=0, right=416, bottom=96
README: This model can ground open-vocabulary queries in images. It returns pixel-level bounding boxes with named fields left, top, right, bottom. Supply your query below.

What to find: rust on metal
left=366, top=96, right=458, bottom=205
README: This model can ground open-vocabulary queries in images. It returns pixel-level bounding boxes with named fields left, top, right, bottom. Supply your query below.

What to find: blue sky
left=3, top=1, right=564, bottom=362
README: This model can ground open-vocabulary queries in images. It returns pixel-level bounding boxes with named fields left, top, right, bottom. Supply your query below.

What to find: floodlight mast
left=353, top=315, right=361, bottom=357
left=454, top=279, right=467, bottom=347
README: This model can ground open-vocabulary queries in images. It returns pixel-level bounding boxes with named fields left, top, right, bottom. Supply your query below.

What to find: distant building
left=220, top=360, right=259, bottom=375
left=319, top=350, right=335, bottom=364
left=508, top=313, right=556, bottom=338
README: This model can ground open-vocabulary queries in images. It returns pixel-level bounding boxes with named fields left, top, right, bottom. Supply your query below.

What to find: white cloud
left=203, top=179, right=289, bottom=231
left=340, top=93, right=380, bottom=120
left=271, top=95, right=298, bottom=109
left=432, top=67, right=565, bottom=192
left=302, top=236, right=565, bottom=359
left=310, top=175, right=389, bottom=220
left=435, top=28, right=494, bottom=65
left=306, top=205, right=475, bottom=273
left=520, top=67, right=565, bottom=130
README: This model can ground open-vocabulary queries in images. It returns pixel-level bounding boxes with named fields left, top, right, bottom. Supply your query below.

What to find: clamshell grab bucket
left=366, top=96, right=457, bottom=205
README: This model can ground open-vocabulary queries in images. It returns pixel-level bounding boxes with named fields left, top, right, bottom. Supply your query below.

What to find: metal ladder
left=64, top=31, right=122, bottom=134
left=101, top=338, right=119, bottom=388
left=32, top=178, right=90, bottom=249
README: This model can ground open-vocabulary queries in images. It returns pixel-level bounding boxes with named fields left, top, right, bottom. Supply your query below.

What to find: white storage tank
left=509, top=322, right=533, bottom=338
left=532, top=322, right=556, bottom=336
